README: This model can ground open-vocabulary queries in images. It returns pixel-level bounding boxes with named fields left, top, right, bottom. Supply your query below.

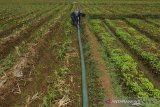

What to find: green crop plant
left=42, top=90, right=56, bottom=107
left=58, top=41, right=68, bottom=60
left=64, top=21, right=72, bottom=37
left=58, top=18, right=72, bottom=60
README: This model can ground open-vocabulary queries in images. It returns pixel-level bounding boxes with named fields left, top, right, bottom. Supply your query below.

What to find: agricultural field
left=0, top=0, right=160, bottom=107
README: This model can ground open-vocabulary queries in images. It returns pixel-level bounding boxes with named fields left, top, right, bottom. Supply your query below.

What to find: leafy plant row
left=125, top=18, right=160, bottom=42
left=89, top=19, right=160, bottom=98
left=146, top=18, right=160, bottom=27
left=105, top=19, right=160, bottom=73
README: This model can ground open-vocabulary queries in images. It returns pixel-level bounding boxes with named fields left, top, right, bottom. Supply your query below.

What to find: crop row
left=0, top=9, right=38, bottom=26
left=41, top=13, right=75, bottom=107
left=83, top=3, right=160, bottom=17
left=89, top=19, right=160, bottom=98
left=82, top=4, right=101, bottom=15
left=0, top=5, right=64, bottom=60
left=125, top=18, right=160, bottom=42
left=105, top=4, right=160, bottom=15
left=105, top=19, right=160, bottom=73
left=0, top=5, right=64, bottom=37
left=0, top=7, right=65, bottom=76
left=0, top=3, right=63, bottom=30
left=146, top=18, right=160, bottom=27
left=2, top=10, right=38, bottom=25
left=0, top=8, right=21, bottom=20
left=0, top=10, right=40, bottom=29
left=0, top=5, right=47, bottom=20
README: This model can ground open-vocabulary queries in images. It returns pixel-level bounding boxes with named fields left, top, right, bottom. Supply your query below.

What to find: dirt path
left=84, top=25, right=121, bottom=107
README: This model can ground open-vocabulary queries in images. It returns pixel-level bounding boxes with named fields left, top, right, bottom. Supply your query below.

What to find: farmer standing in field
left=71, top=10, right=85, bottom=26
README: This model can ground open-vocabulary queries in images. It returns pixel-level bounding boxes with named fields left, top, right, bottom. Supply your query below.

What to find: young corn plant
left=58, top=41, right=68, bottom=60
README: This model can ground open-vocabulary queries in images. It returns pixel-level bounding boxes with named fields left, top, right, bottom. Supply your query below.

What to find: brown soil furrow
left=0, top=9, right=50, bottom=37
left=85, top=25, right=121, bottom=107
left=0, top=11, right=54, bottom=60
left=0, top=13, right=64, bottom=104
